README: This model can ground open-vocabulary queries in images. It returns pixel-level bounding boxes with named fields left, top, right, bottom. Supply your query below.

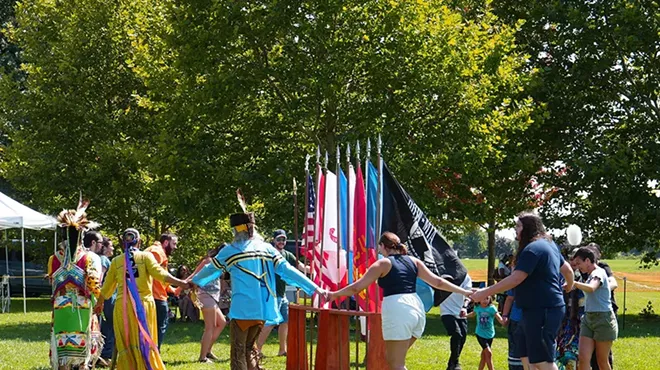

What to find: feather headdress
left=57, top=193, right=100, bottom=231
left=57, top=194, right=99, bottom=257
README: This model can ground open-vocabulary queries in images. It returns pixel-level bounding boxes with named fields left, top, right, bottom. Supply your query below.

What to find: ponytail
left=379, top=232, right=407, bottom=254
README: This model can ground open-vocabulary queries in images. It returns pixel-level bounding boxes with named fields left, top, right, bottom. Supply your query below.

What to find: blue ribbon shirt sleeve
left=192, top=255, right=226, bottom=288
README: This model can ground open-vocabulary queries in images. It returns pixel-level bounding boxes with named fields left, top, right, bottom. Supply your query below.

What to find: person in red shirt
left=145, top=233, right=178, bottom=349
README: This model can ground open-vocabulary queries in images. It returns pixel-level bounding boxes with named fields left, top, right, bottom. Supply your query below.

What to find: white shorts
left=381, top=293, right=426, bottom=341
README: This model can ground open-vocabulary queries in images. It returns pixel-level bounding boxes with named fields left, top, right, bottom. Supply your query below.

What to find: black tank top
left=377, top=255, right=418, bottom=297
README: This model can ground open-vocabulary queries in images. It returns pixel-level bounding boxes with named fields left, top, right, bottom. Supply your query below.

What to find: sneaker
left=206, top=352, right=219, bottom=361
left=198, top=358, right=213, bottom=364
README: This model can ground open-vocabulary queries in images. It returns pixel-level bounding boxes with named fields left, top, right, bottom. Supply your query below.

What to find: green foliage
left=640, top=301, right=658, bottom=320
left=495, top=235, right=515, bottom=256
left=452, top=228, right=487, bottom=258
left=490, top=0, right=660, bottom=261
left=0, top=0, right=536, bottom=266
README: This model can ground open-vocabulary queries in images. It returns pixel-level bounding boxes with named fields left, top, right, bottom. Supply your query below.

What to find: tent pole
left=4, top=230, right=8, bottom=280
left=21, top=228, right=26, bottom=314
left=54, top=229, right=57, bottom=255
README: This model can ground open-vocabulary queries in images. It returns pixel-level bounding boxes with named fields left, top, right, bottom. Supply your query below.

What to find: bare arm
left=502, top=295, right=514, bottom=317
left=189, top=256, right=212, bottom=279
left=297, top=261, right=310, bottom=274
left=495, top=312, right=505, bottom=326
left=473, top=270, right=528, bottom=302
left=560, top=261, right=575, bottom=291
left=164, top=274, right=189, bottom=289
left=466, top=311, right=475, bottom=318
left=575, top=277, right=600, bottom=294
left=331, top=259, right=388, bottom=298
left=414, top=258, right=472, bottom=296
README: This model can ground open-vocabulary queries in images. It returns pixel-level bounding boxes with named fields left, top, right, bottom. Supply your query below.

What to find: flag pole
left=309, top=147, right=321, bottom=370
left=375, top=135, right=383, bottom=313
left=293, top=177, right=300, bottom=304
left=346, top=144, right=353, bottom=293
left=335, top=145, right=342, bottom=275
left=318, top=150, right=329, bottom=305
left=298, top=154, right=311, bottom=305
left=303, top=154, right=311, bottom=307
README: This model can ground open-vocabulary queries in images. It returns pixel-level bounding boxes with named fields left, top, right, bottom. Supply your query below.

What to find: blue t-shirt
left=506, top=289, right=523, bottom=322
left=584, top=266, right=612, bottom=313
left=514, top=239, right=565, bottom=309
left=474, top=304, right=497, bottom=339
left=100, top=255, right=111, bottom=271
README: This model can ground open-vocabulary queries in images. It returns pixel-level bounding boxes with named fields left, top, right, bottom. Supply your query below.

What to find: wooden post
left=366, top=313, right=389, bottom=370
left=315, top=309, right=350, bottom=370
left=287, top=305, right=309, bottom=370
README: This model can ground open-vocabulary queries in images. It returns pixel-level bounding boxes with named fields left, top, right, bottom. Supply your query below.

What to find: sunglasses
left=275, top=237, right=286, bottom=242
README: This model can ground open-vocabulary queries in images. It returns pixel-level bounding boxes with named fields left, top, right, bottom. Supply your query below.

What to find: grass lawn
left=1, top=259, right=659, bottom=369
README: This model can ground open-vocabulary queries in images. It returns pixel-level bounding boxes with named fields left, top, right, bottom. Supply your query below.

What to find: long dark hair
left=515, top=212, right=551, bottom=262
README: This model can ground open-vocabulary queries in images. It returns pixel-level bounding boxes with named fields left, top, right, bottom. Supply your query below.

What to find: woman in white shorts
left=189, top=243, right=229, bottom=363
left=329, top=232, right=473, bottom=370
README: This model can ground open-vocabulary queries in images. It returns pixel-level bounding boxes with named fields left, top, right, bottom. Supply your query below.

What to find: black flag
left=381, top=162, right=468, bottom=305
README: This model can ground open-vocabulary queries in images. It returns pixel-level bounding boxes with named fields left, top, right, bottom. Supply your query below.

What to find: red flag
left=353, top=163, right=376, bottom=312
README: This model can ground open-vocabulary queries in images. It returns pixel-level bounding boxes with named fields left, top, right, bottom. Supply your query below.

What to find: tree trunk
left=487, top=222, right=497, bottom=286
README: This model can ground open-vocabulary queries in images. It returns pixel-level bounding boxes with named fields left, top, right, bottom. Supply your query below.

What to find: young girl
left=468, top=296, right=505, bottom=370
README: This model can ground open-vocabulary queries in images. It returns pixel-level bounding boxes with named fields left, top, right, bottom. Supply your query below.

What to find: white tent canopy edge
left=0, top=191, right=57, bottom=313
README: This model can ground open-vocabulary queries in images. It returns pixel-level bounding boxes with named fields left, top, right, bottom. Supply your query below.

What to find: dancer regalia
left=48, top=201, right=103, bottom=369
left=99, top=228, right=169, bottom=370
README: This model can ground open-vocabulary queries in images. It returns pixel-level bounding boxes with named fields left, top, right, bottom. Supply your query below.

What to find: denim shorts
left=521, top=306, right=565, bottom=364
left=278, top=296, right=289, bottom=323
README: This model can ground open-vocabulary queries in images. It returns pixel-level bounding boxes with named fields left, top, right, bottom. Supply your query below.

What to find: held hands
left=562, top=282, right=574, bottom=293
left=93, top=299, right=104, bottom=315
left=469, top=288, right=488, bottom=303
left=459, top=308, right=467, bottom=318
left=315, top=287, right=331, bottom=301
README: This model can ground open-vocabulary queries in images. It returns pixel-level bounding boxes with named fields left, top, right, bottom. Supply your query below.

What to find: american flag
left=303, top=174, right=315, bottom=257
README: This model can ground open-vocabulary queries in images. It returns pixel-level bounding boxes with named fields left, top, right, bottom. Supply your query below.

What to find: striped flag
left=302, top=174, right=316, bottom=257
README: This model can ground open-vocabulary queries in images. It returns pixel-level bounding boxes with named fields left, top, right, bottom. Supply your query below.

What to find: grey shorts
left=581, top=311, right=618, bottom=342
left=198, top=290, right=219, bottom=309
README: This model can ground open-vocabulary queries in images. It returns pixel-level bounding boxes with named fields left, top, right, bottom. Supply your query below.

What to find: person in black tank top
left=328, top=232, right=473, bottom=370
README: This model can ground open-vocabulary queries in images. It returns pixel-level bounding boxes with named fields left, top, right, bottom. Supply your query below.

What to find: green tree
left=452, top=228, right=487, bottom=258
left=490, top=0, right=660, bottom=263
left=1, top=0, right=539, bottom=270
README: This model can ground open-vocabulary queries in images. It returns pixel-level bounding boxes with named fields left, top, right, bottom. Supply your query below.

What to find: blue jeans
left=155, top=299, right=169, bottom=350
left=100, top=296, right=116, bottom=359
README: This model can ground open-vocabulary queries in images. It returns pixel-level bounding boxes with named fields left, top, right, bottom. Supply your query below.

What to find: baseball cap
left=272, top=229, right=287, bottom=239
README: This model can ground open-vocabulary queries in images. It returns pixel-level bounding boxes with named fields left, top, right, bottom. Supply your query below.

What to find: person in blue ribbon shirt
left=190, top=212, right=327, bottom=370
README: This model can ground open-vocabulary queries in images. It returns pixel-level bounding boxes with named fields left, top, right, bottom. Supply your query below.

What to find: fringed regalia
left=49, top=201, right=102, bottom=369
left=555, top=277, right=585, bottom=370
left=100, top=228, right=168, bottom=370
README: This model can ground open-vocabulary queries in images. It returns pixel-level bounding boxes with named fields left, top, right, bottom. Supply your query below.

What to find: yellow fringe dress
left=101, top=250, right=170, bottom=370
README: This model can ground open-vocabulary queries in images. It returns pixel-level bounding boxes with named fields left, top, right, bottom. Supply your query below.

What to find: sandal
left=198, top=358, right=213, bottom=364
left=206, top=352, right=219, bottom=361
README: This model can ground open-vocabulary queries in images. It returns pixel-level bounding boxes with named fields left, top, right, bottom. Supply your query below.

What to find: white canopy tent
left=0, top=192, right=57, bottom=313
